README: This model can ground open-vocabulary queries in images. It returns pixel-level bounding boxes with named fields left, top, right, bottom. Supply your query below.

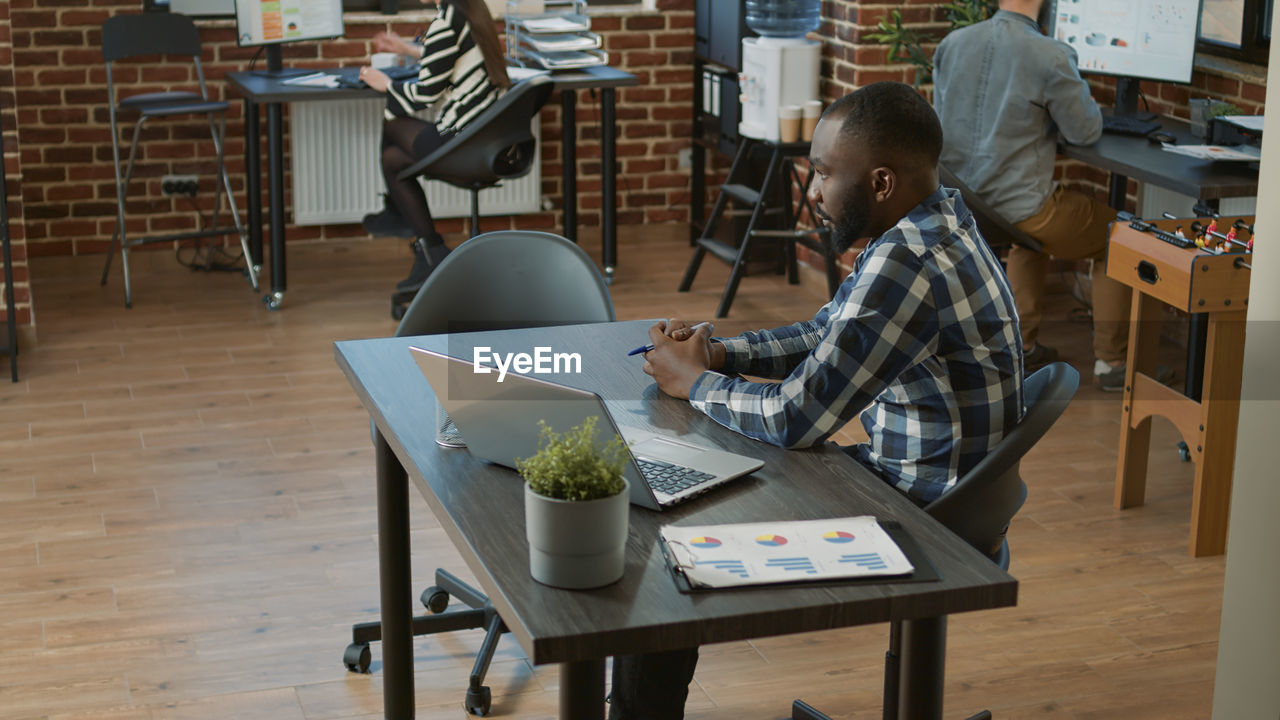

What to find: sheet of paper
left=1161, top=144, right=1261, bottom=162
left=1221, top=115, right=1265, bottom=132
left=661, top=516, right=914, bottom=589
left=520, top=16, right=588, bottom=33
left=283, top=73, right=339, bottom=88
left=506, top=66, right=551, bottom=82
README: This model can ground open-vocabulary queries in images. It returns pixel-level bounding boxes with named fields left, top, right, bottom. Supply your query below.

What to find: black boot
left=362, top=194, right=416, bottom=238
left=395, top=240, right=429, bottom=295
left=391, top=237, right=451, bottom=307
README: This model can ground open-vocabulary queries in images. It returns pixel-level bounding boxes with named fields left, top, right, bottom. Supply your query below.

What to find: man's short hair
left=824, top=82, right=944, bottom=171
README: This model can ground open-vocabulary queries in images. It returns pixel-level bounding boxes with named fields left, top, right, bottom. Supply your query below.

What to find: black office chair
left=397, top=74, right=555, bottom=239
left=794, top=362, right=1080, bottom=720
left=939, top=163, right=1043, bottom=255
left=342, top=230, right=615, bottom=717
left=99, top=12, right=258, bottom=308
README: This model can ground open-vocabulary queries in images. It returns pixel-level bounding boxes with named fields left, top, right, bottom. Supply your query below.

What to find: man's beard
left=823, top=184, right=872, bottom=255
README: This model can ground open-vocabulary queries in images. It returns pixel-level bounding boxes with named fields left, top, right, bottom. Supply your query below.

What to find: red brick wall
left=0, top=0, right=31, bottom=336
left=9, top=1, right=696, bottom=259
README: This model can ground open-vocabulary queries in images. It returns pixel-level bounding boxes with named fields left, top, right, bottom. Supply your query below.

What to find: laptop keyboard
left=636, top=458, right=715, bottom=496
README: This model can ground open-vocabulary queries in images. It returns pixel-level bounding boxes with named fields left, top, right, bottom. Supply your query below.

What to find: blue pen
left=627, top=322, right=713, bottom=356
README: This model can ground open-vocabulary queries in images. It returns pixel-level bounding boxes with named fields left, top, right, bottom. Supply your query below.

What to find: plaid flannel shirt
left=688, top=187, right=1024, bottom=503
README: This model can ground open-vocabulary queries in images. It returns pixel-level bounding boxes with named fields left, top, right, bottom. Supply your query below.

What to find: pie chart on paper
left=755, top=534, right=788, bottom=547
left=823, top=530, right=856, bottom=543
left=689, top=536, right=721, bottom=549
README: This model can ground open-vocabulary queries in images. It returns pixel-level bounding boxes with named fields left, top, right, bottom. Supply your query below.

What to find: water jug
left=745, top=0, right=822, bottom=38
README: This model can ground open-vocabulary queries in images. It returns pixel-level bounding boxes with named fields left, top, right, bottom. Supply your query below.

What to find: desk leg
left=244, top=99, right=263, bottom=270
left=1108, top=172, right=1129, bottom=211
left=376, top=431, right=415, bottom=719
left=897, top=616, right=946, bottom=720
left=601, top=87, right=617, bottom=285
left=559, top=659, right=605, bottom=720
left=561, top=89, right=577, bottom=245
left=264, top=101, right=286, bottom=311
left=1115, top=291, right=1162, bottom=510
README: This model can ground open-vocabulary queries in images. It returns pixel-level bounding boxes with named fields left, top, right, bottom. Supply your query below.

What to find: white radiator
left=289, top=99, right=542, bottom=226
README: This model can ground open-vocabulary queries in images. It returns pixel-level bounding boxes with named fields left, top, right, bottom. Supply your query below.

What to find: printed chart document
left=1161, top=144, right=1261, bottom=162
left=661, top=516, right=914, bottom=589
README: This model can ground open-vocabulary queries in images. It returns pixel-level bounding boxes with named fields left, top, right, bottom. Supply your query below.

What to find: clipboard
left=660, top=520, right=940, bottom=594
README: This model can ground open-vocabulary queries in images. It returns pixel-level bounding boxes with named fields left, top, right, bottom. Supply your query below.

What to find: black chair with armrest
left=793, top=361, right=1080, bottom=720
left=939, top=163, right=1043, bottom=255
left=99, top=12, right=258, bottom=307
left=342, top=230, right=615, bottom=717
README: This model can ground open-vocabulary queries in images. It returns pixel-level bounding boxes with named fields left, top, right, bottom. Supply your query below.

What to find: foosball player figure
left=1175, top=225, right=1186, bottom=239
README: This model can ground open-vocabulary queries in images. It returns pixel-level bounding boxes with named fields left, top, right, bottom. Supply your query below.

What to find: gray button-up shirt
left=933, top=10, right=1102, bottom=224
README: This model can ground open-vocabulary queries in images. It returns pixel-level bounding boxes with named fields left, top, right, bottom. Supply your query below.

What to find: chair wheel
left=343, top=642, right=371, bottom=673
left=422, top=586, right=450, bottom=613
left=464, top=685, right=492, bottom=716
left=1177, top=441, right=1191, bottom=462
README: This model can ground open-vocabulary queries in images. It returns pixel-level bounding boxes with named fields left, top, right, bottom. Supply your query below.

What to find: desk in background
left=334, top=320, right=1018, bottom=720
left=226, top=66, right=638, bottom=310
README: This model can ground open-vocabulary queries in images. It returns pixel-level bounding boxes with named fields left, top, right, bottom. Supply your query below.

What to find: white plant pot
left=524, top=481, right=629, bottom=589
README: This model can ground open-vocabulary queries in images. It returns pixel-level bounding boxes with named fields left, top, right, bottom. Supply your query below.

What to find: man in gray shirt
left=933, top=0, right=1132, bottom=391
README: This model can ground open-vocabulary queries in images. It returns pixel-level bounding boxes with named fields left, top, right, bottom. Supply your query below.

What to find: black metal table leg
left=896, top=616, right=946, bottom=720
left=561, top=88, right=577, bottom=244
left=264, top=101, right=286, bottom=310
left=601, top=87, right=617, bottom=285
left=244, top=98, right=263, bottom=270
left=376, top=431, right=415, bottom=719
left=559, top=658, right=605, bottom=720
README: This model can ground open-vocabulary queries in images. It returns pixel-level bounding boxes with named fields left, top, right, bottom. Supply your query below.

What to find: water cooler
left=737, top=0, right=821, bottom=142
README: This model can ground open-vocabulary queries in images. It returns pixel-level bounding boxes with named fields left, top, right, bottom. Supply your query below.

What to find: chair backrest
left=101, top=13, right=203, bottom=62
left=396, top=230, right=615, bottom=337
left=938, top=162, right=1044, bottom=254
left=396, top=75, right=555, bottom=190
left=925, top=362, right=1079, bottom=565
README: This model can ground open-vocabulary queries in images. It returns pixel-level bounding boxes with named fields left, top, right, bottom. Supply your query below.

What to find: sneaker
left=1094, top=359, right=1175, bottom=393
left=362, top=195, right=416, bottom=238
left=1022, top=343, right=1059, bottom=373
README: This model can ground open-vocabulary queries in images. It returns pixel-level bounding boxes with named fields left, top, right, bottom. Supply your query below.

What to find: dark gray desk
left=226, top=65, right=638, bottom=309
left=334, top=320, right=1018, bottom=720
left=1060, top=116, right=1260, bottom=399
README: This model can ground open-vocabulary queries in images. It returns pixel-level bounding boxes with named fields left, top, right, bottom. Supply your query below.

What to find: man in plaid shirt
left=612, top=82, right=1024, bottom=719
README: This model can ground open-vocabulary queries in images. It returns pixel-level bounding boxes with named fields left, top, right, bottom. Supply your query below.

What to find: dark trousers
left=609, top=647, right=700, bottom=720
left=380, top=117, right=451, bottom=242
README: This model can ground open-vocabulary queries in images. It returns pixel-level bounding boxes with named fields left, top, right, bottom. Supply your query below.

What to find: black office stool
left=345, top=569, right=507, bottom=716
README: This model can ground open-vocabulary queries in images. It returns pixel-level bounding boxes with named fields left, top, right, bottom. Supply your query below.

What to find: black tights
left=380, top=117, right=449, bottom=246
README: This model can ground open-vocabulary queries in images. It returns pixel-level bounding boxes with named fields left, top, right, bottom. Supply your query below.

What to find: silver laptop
left=410, top=347, right=763, bottom=510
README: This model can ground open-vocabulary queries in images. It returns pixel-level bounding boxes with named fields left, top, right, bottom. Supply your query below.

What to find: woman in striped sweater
left=358, top=0, right=511, bottom=306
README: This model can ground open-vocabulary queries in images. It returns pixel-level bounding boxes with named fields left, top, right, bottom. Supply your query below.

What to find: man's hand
left=358, top=66, right=391, bottom=92
left=641, top=320, right=719, bottom=399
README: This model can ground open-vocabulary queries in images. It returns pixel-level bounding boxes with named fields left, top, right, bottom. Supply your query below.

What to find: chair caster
left=1177, top=441, right=1191, bottom=462
left=263, top=291, right=283, bottom=311
left=464, top=685, right=492, bottom=716
left=422, top=585, right=450, bottom=613
left=343, top=642, right=371, bottom=673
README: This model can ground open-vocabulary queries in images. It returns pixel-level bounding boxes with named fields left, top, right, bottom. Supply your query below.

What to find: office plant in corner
left=519, top=417, right=631, bottom=589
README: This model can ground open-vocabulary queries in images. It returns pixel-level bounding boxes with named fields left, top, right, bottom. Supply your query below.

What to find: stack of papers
left=661, top=516, right=914, bottom=589
left=282, top=72, right=339, bottom=88
left=1161, top=144, right=1261, bottom=162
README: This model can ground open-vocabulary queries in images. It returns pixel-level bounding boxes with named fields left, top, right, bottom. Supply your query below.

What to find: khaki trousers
left=1009, top=186, right=1130, bottom=364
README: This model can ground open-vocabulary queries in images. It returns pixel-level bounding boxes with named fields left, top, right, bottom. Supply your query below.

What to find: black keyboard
left=636, top=458, right=715, bottom=496
left=1102, top=115, right=1161, bottom=137
left=384, top=65, right=419, bottom=81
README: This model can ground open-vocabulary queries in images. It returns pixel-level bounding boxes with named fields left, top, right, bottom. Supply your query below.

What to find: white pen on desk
left=627, top=322, right=713, bottom=357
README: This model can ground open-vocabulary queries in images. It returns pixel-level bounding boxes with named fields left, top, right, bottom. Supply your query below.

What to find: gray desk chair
left=343, top=230, right=615, bottom=716
left=939, top=163, right=1043, bottom=255
left=396, top=75, right=554, bottom=240
left=794, top=361, right=1080, bottom=720
left=99, top=13, right=258, bottom=308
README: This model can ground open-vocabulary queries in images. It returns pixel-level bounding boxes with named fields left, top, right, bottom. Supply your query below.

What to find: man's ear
left=871, top=167, right=895, bottom=203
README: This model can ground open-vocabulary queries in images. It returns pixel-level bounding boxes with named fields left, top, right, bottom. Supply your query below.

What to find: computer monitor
left=1045, top=0, right=1203, bottom=119
left=234, top=0, right=345, bottom=77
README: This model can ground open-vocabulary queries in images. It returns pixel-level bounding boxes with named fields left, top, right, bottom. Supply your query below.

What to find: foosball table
left=1106, top=211, right=1254, bottom=557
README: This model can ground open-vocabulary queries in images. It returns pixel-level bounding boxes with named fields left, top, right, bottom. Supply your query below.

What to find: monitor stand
left=1111, top=77, right=1158, bottom=122
left=248, top=45, right=313, bottom=79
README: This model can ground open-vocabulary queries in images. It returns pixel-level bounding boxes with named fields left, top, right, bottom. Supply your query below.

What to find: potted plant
left=518, top=416, right=631, bottom=589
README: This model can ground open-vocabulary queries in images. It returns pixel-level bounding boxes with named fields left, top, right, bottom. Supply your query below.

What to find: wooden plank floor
left=1, top=226, right=1219, bottom=720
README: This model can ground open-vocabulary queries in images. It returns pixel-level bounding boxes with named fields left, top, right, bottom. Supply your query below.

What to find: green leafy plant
left=1207, top=101, right=1244, bottom=119
left=868, top=0, right=998, bottom=87
left=517, top=417, right=627, bottom=502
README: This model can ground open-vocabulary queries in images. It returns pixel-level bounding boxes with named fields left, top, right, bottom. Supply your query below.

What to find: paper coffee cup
left=801, top=100, right=822, bottom=141
left=779, top=105, right=802, bottom=143
left=371, top=52, right=399, bottom=69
